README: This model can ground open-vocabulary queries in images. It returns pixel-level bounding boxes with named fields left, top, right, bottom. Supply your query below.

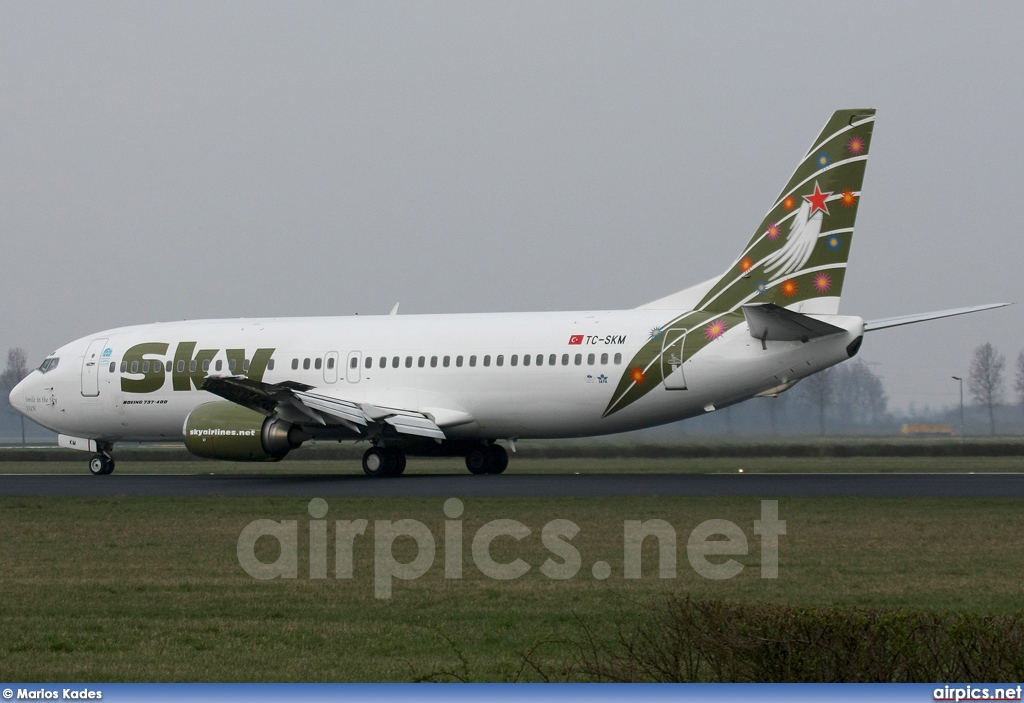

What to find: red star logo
left=804, top=182, right=832, bottom=217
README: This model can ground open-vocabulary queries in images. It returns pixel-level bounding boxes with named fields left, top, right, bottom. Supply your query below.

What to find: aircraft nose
left=8, top=375, right=31, bottom=414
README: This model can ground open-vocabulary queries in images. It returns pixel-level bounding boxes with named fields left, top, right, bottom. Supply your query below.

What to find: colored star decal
left=766, top=222, right=781, bottom=240
left=816, top=152, right=831, bottom=168
left=781, top=279, right=798, bottom=297
left=827, top=234, right=842, bottom=250
left=631, top=367, right=646, bottom=384
left=756, top=281, right=768, bottom=295
left=848, top=135, right=865, bottom=155
left=740, top=257, right=753, bottom=273
left=705, top=319, right=728, bottom=340
left=804, top=182, right=832, bottom=216
left=814, top=273, right=832, bottom=292
left=648, top=326, right=663, bottom=340
left=841, top=189, right=857, bottom=207
left=783, top=196, right=796, bottom=211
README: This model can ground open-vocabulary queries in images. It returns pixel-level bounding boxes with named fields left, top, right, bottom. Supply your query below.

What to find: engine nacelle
left=184, top=402, right=308, bottom=461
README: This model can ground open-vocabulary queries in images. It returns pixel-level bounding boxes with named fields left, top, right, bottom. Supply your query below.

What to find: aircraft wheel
left=89, top=454, right=114, bottom=476
left=465, top=447, right=495, bottom=475
left=390, top=451, right=407, bottom=477
left=362, top=447, right=396, bottom=478
left=488, top=445, right=509, bottom=474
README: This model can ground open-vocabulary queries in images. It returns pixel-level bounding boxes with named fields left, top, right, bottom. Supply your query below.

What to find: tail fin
left=696, top=109, right=875, bottom=315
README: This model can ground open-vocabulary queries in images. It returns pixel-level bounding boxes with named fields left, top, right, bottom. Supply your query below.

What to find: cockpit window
left=37, top=357, right=60, bottom=374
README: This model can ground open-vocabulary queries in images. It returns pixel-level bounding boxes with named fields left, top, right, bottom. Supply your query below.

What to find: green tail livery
left=604, top=110, right=874, bottom=417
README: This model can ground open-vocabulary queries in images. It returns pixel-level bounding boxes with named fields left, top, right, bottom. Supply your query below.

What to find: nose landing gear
left=88, top=452, right=115, bottom=476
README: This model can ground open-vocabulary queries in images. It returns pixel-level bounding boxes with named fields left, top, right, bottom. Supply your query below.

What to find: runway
left=2, top=472, right=1023, bottom=497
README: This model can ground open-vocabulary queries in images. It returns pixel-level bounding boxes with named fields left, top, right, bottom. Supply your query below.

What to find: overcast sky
left=2, top=1, right=1021, bottom=413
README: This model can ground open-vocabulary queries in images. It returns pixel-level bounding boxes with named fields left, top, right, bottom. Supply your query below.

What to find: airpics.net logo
left=236, top=498, right=786, bottom=599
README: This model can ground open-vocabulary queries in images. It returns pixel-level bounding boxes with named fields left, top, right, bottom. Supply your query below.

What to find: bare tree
left=800, top=367, right=836, bottom=435
left=1, top=348, right=30, bottom=445
left=1016, top=351, right=1024, bottom=409
left=968, top=342, right=1005, bottom=436
left=832, top=361, right=889, bottom=426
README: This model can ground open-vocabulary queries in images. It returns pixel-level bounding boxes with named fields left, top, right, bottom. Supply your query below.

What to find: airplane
left=8, top=109, right=1008, bottom=477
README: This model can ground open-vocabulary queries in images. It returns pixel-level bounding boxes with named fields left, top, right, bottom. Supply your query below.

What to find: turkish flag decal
left=568, top=335, right=583, bottom=345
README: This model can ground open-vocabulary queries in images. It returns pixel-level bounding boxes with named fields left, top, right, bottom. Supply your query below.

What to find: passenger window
left=120, top=361, right=127, bottom=373
left=430, top=356, right=437, bottom=368
left=142, top=361, right=151, bottom=373
left=587, top=354, right=595, bottom=365
left=574, top=354, right=582, bottom=366
left=314, top=358, right=322, bottom=370
left=443, top=355, right=450, bottom=368
left=511, top=355, right=518, bottom=366
left=327, top=358, right=335, bottom=370
left=363, top=357, right=370, bottom=369
left=130, top=361, right=139, bottom=374
left=418, top=356, right=425, bottom=368
left=405, top=356, right=412, bottom=368
left=601, top=353, right=608, bottom=365
left=456, top=355, right=464, bottom=367
left=190, top=360, right=198, bottom=372
left=303, top=358, right=310, bottom=370
left=469, top=355, right=477, bottom=367
left=291, top=359, right=298, bottom=370
left=109, top=362, right=116, bottom=373
left=483, top=355, right=491, bottom=367
left=177, top=360, right=185, bottom=373
left=496, top=355, right=504, bottom=367
left=379, top=357, right=386, bottom=368
left=562, top=354, right=569, bottom=365
left=216, top=360, right=223, bottom=372
left=230, top=359, right=237, bottom=372
left=614, top=353, right=622, bottom=365
left=267, top=359, right=275, bottom=371
left=523, top=354, right=530, bottom=366
left=201, top=360, right=209, bottom=372
left=536, top=354, right=544, bottom=366
left=548, top=354, right=556, bottom=366
left=243, top=359, right=250, bottom=372
left=392, top=356, right=400, bottom=368
left=350, top=357, right=358, bottom=369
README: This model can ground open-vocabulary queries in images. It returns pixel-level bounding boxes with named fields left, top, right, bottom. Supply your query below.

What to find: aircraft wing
left=864, top=303, right=1010, bottom=332
left=742, top=303, right=846, bottom=342
left=200, top=376, right=447, bottom=440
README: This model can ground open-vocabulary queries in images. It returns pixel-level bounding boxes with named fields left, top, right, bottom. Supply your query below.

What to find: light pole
left=951, top=376, right=965, bottom=444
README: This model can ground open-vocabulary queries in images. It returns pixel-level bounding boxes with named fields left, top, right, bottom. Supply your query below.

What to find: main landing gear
left=361, top=447, right=407, bottom=477
left=360, top=442, right=509, bottom=477
left=88, top=452, right=115, bottom=476
left=465, top=444, right=508, bottom=475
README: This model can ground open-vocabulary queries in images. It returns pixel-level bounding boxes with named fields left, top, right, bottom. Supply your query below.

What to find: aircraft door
left=81, top=337, right=109, bottom=397
left=346, top=351, right=361, bottom=383
left=324, top=351, right=339, bottom=384
left=661, top=329, right=688, bottom=390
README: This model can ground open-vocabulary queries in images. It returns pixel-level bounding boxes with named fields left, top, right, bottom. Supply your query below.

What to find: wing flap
left=201, top=376, right=447, bottom=440
left=742, top=303, right=846, bottom=342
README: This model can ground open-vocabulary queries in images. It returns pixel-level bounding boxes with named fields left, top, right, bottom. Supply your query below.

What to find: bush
left=570, top=596, right=1024, bottom=682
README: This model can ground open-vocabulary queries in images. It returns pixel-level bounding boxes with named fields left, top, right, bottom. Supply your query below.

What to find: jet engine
left=183, top=402, right=308, bottom=461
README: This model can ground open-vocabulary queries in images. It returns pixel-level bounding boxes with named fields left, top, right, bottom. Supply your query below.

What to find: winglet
left=389, top=302, right=400, bottom=316
left=864, top=303, right=1011, bottom=332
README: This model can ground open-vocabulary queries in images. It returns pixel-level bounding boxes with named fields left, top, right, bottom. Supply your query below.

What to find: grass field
left=2, top=484, right=1024, bottom=680
left=3, top=454, right=1024, bottom=474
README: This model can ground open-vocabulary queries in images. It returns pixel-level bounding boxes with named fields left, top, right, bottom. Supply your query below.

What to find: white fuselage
left=10, top=308, right=864, bottom=444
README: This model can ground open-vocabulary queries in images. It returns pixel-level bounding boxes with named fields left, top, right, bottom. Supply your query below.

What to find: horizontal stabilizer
left=864, top=303, right=1010, bottom=332
left=742, top=303, right=846, bottom=342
